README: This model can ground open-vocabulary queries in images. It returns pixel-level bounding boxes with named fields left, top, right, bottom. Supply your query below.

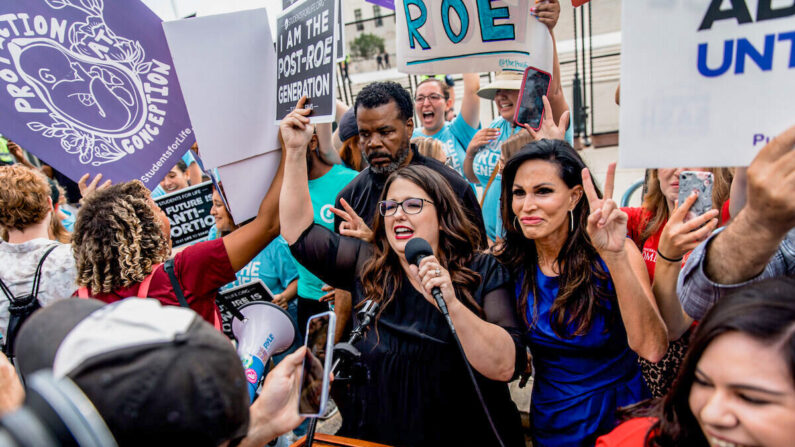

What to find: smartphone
left=298, top=311, right=336, bottom=417
left=678, top=171, right=714, bottom=222
left=514, top=66, right=552, bottom=130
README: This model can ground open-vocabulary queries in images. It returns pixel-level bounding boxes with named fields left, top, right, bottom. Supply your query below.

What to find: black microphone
left=404, top=238, right=448, bottom=315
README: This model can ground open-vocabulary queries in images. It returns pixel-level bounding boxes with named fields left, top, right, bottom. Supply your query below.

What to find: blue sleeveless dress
left=521, top=264, right=650, bottom=447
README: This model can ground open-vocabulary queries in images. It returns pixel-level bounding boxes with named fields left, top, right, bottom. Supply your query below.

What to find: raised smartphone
left=513, top=66, right=552, bottom=131
left=298, top=311, right=336, bottom=417
left=678, top=171, right=714, bottom=223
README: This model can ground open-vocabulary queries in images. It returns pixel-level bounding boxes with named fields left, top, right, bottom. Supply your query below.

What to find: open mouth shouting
left=393, top=224, right=414, bottom=240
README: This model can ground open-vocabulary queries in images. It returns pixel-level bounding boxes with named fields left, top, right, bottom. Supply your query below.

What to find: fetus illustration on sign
left=10, top=0, right=156, bottom=166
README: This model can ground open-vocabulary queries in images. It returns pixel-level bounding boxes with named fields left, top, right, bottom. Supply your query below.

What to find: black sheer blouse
left=290, top=224, right=526, bottom=447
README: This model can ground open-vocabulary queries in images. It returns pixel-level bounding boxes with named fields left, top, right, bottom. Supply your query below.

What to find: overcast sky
left=141, top=0, right=280, bottom=37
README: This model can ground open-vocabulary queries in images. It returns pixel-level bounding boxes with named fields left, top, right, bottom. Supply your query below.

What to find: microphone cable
left=433, top=293, right=507, bottom=447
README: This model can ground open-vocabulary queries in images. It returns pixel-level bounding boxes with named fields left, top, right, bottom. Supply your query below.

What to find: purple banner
left=0, top=0, right=193, bottom=187
left=365, top=0, right=395, bottom=10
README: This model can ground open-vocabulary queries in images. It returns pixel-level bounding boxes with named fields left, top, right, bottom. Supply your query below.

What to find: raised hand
left=533, top=0, right=561, bottom=30
left=279, top=96, right=314, bottom=154
left=657, top=193, right=720, bottom=262
left=519, top=95, right=569, bottom=142
left=466, top=128, right=501, bottom=157
left=78, top=173, right=112, bottom=199
left=582, top=163, right=627, bottom=254
left=330, top=198, right=373, bottom=242
left=743, top=124, right=795, bottom=236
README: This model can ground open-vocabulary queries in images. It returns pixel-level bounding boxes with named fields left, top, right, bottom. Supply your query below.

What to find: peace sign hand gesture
left=330, top=198, right=374, bottom=242
left=581, top=162, right=627, bottom=255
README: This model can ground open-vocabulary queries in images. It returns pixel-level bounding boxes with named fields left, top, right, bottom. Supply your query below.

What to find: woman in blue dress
left=494, top=138, right=669, bottom=446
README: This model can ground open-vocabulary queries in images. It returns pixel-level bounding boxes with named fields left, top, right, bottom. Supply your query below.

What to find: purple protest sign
left=366, top=0, right=395, bottom=10
left=0, top=0, right=193, bottom=187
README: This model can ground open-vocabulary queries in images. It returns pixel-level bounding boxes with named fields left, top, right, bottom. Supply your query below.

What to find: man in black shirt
left=334, top=81, right=487, bottom=246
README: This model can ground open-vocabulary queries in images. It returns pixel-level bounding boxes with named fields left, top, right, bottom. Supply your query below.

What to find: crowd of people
left=0, top=1, right=794, bottom=446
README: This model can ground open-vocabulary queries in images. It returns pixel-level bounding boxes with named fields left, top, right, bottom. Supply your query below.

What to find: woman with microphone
left=279, top=98, right=525, bottom=447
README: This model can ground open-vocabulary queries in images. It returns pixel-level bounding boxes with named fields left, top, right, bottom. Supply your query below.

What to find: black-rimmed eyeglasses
left=378, top=198, right=434, bottom=216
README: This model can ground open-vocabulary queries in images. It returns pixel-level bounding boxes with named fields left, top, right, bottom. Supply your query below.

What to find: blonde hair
left=500, top=130, right=535, bottom=162
left=73, top=181, right=169, bottom=293
left=411, top=136, right=447, bottom=164
left=0, top=164, right=51, bottom=231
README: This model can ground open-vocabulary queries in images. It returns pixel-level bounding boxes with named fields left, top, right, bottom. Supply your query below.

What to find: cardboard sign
left=163, top=8, right=281, bottom=170
left=395, top=0, right=552, bottom=75
left=620, top=1, right=795, bottom=168
left=216, top=150, right=281, bottom=224
left=154, top=181, right=214, bottom=248
left=216, top=280, right=275, bottom=339
left=275, top=0, right=338, bottom=123
left=0, top=0, right=193, bottom=185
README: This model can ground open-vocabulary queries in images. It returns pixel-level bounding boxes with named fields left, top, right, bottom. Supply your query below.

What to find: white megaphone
left=232, top=301, right=297, bottom=402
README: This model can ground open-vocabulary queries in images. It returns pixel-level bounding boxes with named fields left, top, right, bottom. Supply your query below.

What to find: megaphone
left=232, top=301, right=297, bottom=403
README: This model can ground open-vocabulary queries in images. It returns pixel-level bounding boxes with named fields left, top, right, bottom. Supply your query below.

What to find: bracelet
left=656, top=249, right=683, bottom=263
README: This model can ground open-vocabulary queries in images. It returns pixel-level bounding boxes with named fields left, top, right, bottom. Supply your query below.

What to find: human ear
left=570, top=185, right=584, bottom=209
left=406, top=117, right=414, bottom=135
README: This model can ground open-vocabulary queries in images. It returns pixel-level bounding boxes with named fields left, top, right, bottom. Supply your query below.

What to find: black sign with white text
left=154, top=181, right=214, bottom=248
left=276, top=0, right=337, bottom=123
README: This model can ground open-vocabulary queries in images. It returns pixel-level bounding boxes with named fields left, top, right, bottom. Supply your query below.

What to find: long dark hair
left=494, top=139, right=612, bottom=337
left=360, top=165, right=483, bottom=321
left=643, top=277, right=795, bottom=446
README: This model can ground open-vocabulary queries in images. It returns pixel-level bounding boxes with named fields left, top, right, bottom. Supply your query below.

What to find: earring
left=569, top=209, right=575, bottom=233
left=513, top=215, right=521, bottom=230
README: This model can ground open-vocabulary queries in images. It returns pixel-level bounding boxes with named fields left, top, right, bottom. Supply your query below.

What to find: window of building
left=354, top=9, right=364, bottom=31
left=373, top=5, right=383, bottom=27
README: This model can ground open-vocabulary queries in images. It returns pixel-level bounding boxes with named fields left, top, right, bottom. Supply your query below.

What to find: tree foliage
left=350, top=33, right=385, bottom=59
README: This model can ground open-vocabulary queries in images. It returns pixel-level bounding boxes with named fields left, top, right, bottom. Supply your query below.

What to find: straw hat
left=477, top=71, right=524, bottom=100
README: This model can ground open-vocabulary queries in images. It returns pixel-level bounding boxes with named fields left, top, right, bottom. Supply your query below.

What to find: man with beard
left=333, top=81, right=486, bottom=244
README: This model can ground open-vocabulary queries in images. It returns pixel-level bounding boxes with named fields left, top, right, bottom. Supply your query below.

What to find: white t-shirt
left=0, top=239, right=77, bottom=339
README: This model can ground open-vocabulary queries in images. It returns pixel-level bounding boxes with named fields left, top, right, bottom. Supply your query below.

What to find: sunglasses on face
left=378, top=198, right=434, bottom=216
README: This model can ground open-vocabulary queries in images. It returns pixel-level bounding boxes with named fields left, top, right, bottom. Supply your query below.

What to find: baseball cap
left=16, top=298, right=249, bottom=447
left=477, top=71, right=524, bottom=100
left=338, top=107, right=359, bottom=142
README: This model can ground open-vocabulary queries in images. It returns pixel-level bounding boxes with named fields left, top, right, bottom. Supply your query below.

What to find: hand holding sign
left=279, top=97, right=315, bottom=154
left=533, top=0, right=561, bottom=30
left=743, top=124, right=795, bottom=236
left=582, top=163, right=627, bottom=255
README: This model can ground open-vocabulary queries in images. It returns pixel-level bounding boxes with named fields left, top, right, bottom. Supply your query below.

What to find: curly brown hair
left=73, top=181, right=169, bottom=293
left=0, top=164, right=51, bottom=231
left=360, top=165, right=484, bottom=323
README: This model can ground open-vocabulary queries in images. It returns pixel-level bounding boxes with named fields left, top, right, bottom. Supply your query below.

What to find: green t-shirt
left=296, top=164, right=358, bottom=299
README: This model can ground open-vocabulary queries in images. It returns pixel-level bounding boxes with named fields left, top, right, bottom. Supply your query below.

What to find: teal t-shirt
left=207, top=227, right=299, bottom=294
left=479, top=116, right=575, bottom=242
left=412, top=113, right=478, bottom=178
left=296, top=164, right=358, bottom=300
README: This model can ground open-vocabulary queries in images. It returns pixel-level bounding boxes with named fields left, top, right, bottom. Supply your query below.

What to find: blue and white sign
left=620, top=0, right=795, bottom=168
left=395, top=0, right=552, bottom=75
left=0, top=0, right=193, bottom=185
